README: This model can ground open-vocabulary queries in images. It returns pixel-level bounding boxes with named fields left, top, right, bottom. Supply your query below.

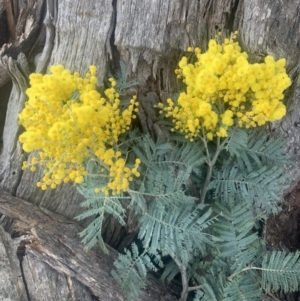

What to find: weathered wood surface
left=0, top=0, right=300, bottom=299
left=0, top=54, right=28, bottom=195
left=1, top=0, right=300, bottom=207
left=0, top=189, right=179, bottom=301
left=0, top=224, right=27, bottom=301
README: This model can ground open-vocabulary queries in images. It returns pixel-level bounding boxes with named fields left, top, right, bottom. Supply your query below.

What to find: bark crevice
left=17, top=242, right=31, bottom=301
left=227, top=0, right=240, bottom=32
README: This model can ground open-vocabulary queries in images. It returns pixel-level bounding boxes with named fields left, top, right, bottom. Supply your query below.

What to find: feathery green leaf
left=261, top=251, right=300, bottom=293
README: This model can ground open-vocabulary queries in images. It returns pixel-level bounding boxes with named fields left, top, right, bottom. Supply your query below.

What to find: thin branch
left=167, top=248, right=204, bottom=301
left=228, top=265, right=262, bottom=281
left=168, top=250, right=190, bottom=301
left=199, top=135, right=228, bottom=204
left=117, top=135, right=143, bottom=148
left=187, top=284, right=202, bottom=292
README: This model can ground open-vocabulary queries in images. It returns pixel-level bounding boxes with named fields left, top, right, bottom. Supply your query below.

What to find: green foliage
left=211, top=127, right=289, bottom=216
left=76, top=158, right=128, bottom=253
left=222, top=274, right=261, bottom=301
left=128, top=135, right=206, bottom=213
left=226, top=128, right=289, bottom=174
left=160, top=260, right=180, bottom=284
left=111, top=243, right=163, bottom=300
left=76, top=189, right=127, bottom=253
left=210, top=163, right=287, bottom=215
left=261, top=251, right=300, bottom=293
left=20, top=46, right=293, bottom=301
left=213, top=200, right=261, bottom=273
left=139, top=202, right=217, bottom=264
left=76, top=125, right=294, bottom=301
left=110, top=60, right=139, bottom=96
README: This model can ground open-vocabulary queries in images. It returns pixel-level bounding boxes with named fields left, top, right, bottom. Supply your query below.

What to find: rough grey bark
left=236, top=0, right=300, bottom=190
left=0, top=224, right=27, bottom=301
left=0, top=0, right=299, bottom=300
left=0, top=189, right=179, bottom=301
left=0, top=54, right=28, bottom=194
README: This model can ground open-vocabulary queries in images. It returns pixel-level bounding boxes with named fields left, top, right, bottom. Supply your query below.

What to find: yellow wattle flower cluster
left=158, top=33, right=291, bottom=140
left=19, top=65, right=140, bottom=194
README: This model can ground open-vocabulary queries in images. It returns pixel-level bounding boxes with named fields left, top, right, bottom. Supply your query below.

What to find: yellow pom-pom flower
left=19, top=65, right=140, bottom=194
left=159, top=34, right=291, bottom=140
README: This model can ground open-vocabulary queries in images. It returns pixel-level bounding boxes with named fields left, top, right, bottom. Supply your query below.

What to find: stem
left=199, top=134, right=228, bottom=204
left=228, top=265, right=262, bottom=281
left=117, top=135, right=143, bottom=148
left=85, top=173, right=108, bottom=178
left=168, top=249, right=202, bottom=301
left=88, top=154, right=110, bottom=171
left=188, top=284, right=203, bottom=292
left=169, top=253, right=189, bottom=301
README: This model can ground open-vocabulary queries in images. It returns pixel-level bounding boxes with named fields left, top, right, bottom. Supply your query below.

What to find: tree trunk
left=0, top=0, right=299, bottom=300
left=0, top=189, right=179, bottom=301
